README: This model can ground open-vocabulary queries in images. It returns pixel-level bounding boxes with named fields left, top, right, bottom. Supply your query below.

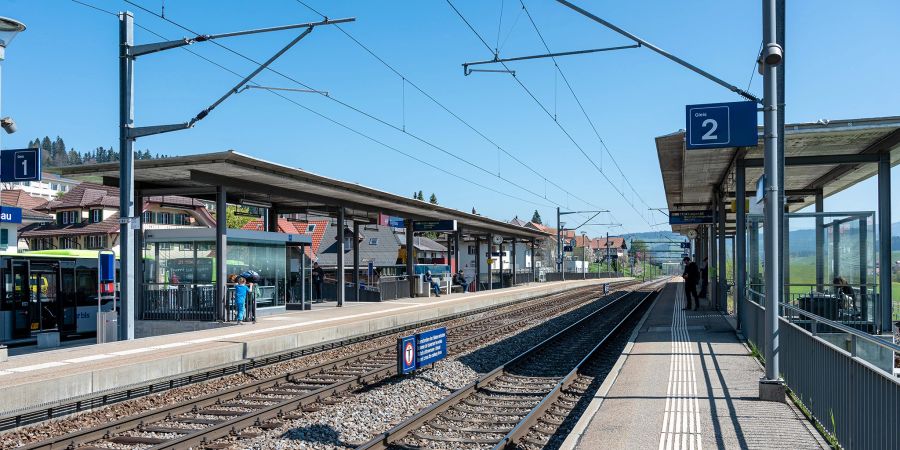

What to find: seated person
left=833, top=276, right=856, bottom=309
left=452, top=270, right=468, bottom=292
left=424, top=270, right=441, bottom=297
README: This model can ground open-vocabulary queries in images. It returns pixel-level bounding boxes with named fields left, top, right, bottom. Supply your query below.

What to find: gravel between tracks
left=0, top=287, right=609, bottom=448
left=214, top=294, right=619, bottom=449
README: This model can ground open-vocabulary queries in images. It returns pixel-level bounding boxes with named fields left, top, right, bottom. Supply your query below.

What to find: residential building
left=0, top=190, right=53, bottom=252
left=241, top=217, right=329, bottom=262
left=19, top=182, right=214, bottom=252
left=1, top=172, right=79, bottom=200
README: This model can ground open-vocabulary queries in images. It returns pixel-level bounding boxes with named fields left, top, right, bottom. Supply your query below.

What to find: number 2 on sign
left=701, top=118, right=718, bottom=140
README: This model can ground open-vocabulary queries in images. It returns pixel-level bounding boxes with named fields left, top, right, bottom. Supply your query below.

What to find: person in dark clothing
left=699, top=257, right=709, bottom=298
left=312, top=262, right=325, bottom=302
left=682, top=257, right=700, bottom=310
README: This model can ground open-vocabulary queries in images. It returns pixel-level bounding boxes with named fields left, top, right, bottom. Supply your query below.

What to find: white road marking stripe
left=7, top=361, right=67, bottom=372
left=64, top=354, right=114, bottom=363
left=659, top=283, right=702, bottom=450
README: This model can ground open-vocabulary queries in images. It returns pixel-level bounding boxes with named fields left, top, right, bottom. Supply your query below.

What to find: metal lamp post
left=0, top=16, right=26, bottom=150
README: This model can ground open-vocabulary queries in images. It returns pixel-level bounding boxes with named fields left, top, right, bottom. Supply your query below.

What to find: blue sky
left=1, top=0, right=898, bottom=234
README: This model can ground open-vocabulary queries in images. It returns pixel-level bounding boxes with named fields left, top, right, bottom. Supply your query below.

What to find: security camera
left=0, top=117, right=16, bottom=134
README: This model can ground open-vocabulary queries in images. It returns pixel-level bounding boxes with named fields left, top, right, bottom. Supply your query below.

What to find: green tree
left=531, top=209, right=542, bottom=224
left=213, top=205, right=256, bottom=229
left=429, top=193, right=438, bottom=204
left=67, top=148, right=82, bottom=165
left=41, top=136, right=52, bottom=164
left=416, top=190, right=424, bottom=201
left=52, top=137, right=68, bottom=166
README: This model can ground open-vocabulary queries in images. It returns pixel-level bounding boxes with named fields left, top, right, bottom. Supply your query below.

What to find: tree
left=531, top=210, right=542, bottom=225
left=41, top=136, right=52, bottom=164
left=416, top=190, right=424, bottom=201
left=214, top=205, right=255, bottom=229
left=67, top=148, right=82, bottom=165
left=52, top=137, right=68, bottom=166
left=429, top=193, right=438, bottom=204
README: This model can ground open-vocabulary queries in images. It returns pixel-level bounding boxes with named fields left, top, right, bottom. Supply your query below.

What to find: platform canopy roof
left=656, top=116, right=900, bottom=235
left=58, top=151, right=548, bottom=240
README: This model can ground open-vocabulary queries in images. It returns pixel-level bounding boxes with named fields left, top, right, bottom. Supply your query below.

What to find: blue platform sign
left=413, top=220, right=457, bottom=233
left=0, top=206, right=22, bottom=224
left=670, top=210, right=714, bottom=225
left=99, top=253, right=116, bottom=282
left=398, top=335, right=417, bottom=374
left=416, top=327, right=447, bottom=368
left=680, top=242, right=692, bottom=249
left=685, top=101, right=758, bottom=150
left=0, top=148, right=41, bottom=182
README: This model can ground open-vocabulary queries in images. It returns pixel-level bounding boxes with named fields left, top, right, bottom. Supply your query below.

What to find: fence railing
left=141, top=283, right=257, bottom=323
left=743, top=296, right=900, bottom=449
left=543, top=271, right=619, bottom=282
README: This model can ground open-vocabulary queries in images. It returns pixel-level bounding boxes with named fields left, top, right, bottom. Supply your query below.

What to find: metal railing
left=140, top=283, right=258, bottom=322
left=742, top=295, right=900, bottom=449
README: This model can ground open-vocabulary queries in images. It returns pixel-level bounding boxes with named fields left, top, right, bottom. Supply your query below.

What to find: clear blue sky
left=2, top=0, right=899, bottom=235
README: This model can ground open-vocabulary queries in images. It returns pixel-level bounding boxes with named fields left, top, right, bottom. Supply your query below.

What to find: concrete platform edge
left=558, top=289, right=660, bottom=450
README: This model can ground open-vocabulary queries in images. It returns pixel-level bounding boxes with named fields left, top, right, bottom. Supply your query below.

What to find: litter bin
left=97, top=310, right=119, bottom=343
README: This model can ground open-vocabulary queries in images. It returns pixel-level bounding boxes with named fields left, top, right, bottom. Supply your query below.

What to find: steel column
left=718, top=191, right=727, bottom=312
left=266, top=207, right=279, bottom=232
left=487, top=234, right=493, bottom=290
left=352, top=221, right=360, bottom=302
left=498, top=239, right=504, bottom=288
left=815, top=191, right=825, bottom=291
left=406, top=220, right=415, bottom=298
left=215, top=185, right=227, bottom=322
left=832, top=222, right=840, bottom=285
left=118, top=12, right=136, bottom=340
left=736, top=160, right=747, bottom=330
left=710, top=204, right=718, bottom=309
left=878, top=153, right=892, bottom=332
left=474, top=236, right=481, bottom=292
left=531, top=239, right=537, bottom=282
left=336, top=208, right=345, bottom=307
left=860, top=217, right=868, bottom=323
left=511, top=239, right=517, bottom=286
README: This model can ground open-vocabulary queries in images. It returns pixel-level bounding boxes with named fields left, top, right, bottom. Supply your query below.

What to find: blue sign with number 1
left=0, top=148, right=41, bottom=182
left=685, top=101, right=758, bottom=150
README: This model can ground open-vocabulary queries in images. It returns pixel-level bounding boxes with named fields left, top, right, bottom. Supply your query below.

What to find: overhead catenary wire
left=68, top=0, right=555, bottom=209
left=445, top=0, right=647, bottom=231
left=120, top=0, right=570, bottom=210
left=291, top=0, right=616, bottom=226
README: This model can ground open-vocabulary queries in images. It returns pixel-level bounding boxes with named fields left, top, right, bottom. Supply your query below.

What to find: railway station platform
left=0, top=278, right=623, bottom=416
left=563, top=280, right=828, bottom=450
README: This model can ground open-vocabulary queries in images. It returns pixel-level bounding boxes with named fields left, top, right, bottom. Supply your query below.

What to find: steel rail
left=358, top=279, right=664, bottom=450
left=19, top=281, right=638, bottom=450
left=0, top=279, right=632, bottom=431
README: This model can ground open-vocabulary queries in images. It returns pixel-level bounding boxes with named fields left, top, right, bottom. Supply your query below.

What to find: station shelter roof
left=58, top=151, right=548, bottom=241
left=656, top=116, right=900, bottom=235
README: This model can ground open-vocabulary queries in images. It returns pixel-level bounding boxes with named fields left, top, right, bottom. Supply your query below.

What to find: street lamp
left=0, top=16, right=26, bottom=145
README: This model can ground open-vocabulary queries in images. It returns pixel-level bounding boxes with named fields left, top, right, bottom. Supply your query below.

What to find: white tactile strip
left=658, top=283, right=703, bottom=450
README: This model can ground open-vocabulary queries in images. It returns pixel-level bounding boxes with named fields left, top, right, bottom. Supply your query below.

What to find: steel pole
left=761, top=0, right=784, bottom=401
left=556, top=207, right=563, bottom=279
left=736, top=160, right=746, bottom=331
left=119, top=12, right=136, bottom=340
left=878, top=153, right=892, bottom=332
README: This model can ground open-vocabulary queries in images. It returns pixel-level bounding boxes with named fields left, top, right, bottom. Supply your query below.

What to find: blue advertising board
left=669, top=210, right=714, bottom=225
left=398, top=335, right=417, bottom=374
left=685, top=101, right=758, bottom=150
left=416, top=327, right=447, bottom=368
left=0, top=206, right=22, bottom=224
left=0, top=148, right=41, bottom=182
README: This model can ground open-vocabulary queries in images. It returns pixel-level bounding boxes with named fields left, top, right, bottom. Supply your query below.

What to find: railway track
left=16, top=280, right=646, bottom=450
left=358, top=279, right=664, bottom=450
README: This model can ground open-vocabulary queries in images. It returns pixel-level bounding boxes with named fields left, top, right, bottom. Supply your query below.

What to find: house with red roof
left=241, top=217, right=329, bottom=261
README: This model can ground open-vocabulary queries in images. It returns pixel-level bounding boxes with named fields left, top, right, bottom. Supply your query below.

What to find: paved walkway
left=0, top=278, right=621, bottom=415
left=566, top=280, right=827, bottom=450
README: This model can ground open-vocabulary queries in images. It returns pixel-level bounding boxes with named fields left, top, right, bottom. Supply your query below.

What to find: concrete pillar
left=815, top=190, right=824, bottom=292
left=215, top=186, right=227, bottom=321
left=406, top=220, right=415, bottom=298
left=878, top=153, right=892, bottom=332
left=336, top=208, right=345, bottom=307
left=736, top=160, right=746, bottom=330
left=352, top=221, right=360, bottom=302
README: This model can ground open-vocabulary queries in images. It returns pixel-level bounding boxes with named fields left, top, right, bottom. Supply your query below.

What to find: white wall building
left=2, top=172, right=79, bottom=200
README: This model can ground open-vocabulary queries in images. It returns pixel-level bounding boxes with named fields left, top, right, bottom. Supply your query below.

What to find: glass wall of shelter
left=745, top=211, right=880, bottom=332
left=141, top=228, right=310, bottom=320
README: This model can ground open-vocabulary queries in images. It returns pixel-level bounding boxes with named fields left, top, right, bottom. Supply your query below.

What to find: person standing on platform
left=699, top=257, right=709, bottom=298
left=682, top=257, right=700, bottom=310
left=234, top=276, right=251, bottom=324
left=312, top=262, right=325, bottom=302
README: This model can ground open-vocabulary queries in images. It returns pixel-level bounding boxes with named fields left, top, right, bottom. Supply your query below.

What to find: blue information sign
left=416, top=327, right=447, bottom=368
left=680, top=242, right=692, bottom=249
left=398, top=335, right=417, bottom=374
left=413, top=220, right=457, bottom=233
left=0, top=206, right=22, bottom=224
left=99, top=253, right=116, bottom=282
left=0, top=148, right=41, bottom=182
left=685, top=101, right=758, bottom=150
left=669, top=210, right=714, bottom=225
